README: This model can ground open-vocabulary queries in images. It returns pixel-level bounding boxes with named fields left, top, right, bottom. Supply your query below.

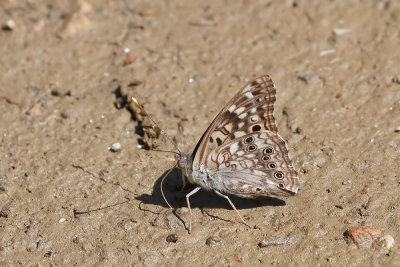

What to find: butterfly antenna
left=148, top=148, right=179, bottom=156
left=132, top=97, right=181, bottom=153
left=160, top=164, right=177, bottom=209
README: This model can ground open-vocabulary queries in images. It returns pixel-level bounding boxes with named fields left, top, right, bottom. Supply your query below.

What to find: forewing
left=192, top=75, right=278, bottom=170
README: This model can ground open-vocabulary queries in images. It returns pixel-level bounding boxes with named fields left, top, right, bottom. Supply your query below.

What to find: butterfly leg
left=179, top=170, right=187, bottom=192
left=186, top=186, right=201, bottom=233
left=214, top=190, right=251, bottom=228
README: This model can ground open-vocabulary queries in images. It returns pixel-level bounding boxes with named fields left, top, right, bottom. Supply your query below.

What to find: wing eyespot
left=274, top=171, right=284, bottom=179
left=278, top=183, right=285, bottom=188
left=247, top=144, right=257, bottom=152
left=267, top=162, right=276, bottom=169
left=252, top=125, right=261, bottom=131
left=244, top=136, right=254, bottom=144
left=261, top=155, right=270, bottom=162
left=216, top=137, right=222, bottom=146
left=263, top=147, right=274, bottom=154
left=256, top=97, right=263, bottom=103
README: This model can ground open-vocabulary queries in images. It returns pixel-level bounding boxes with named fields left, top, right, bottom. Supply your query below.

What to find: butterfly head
left=176, top=152, right=192, bottom=171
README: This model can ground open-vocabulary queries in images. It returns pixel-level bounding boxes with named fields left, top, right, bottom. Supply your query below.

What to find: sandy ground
left=1, top=0, right=400, bottom=266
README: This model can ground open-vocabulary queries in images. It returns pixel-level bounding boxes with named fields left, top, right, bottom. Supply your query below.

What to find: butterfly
left=133, top=74, right=300, bottom=232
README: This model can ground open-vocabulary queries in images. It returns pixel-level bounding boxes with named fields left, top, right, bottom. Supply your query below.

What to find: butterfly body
left=177, top=153, right=225, bottom=193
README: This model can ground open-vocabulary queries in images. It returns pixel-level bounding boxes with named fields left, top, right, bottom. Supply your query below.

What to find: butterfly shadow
left=135, top=168, right=287, bottom=212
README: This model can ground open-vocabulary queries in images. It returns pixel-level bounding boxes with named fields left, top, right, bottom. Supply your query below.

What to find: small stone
left=166, top=234, right=178, bottom=243
left=344, top=218, right=353, bottom=224
left=2, top=19, right=15, bottom=30
left=51, top=89, right=62, bottom=96
left=326, top=188, right=332, bottom=193
left=205, top=236, right=221, bottom=246
left=344, top=227, right=382, bottom=247
left=298, top=74, right=317, bottom=84
left=258, top=235, right=295, bottom=247
left=379, top=234, right=395, bottom=249
left=333, top=28, right=352, bottom=35
left=59, top=218, right=66, bottom=223
left=44, top=251, right=53, bottom=257
left=394, top=126, right=400, bottom=133
left=392, top=75, right=400, bottom=84
left=320, top=49, right=336, bottom=56
left=362, top=186, right=369, bottom=194
left=108, top=142, right=121, bottom=152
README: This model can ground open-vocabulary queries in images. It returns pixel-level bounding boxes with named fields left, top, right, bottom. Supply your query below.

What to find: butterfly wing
left=207, top=131, right=299, bottom=198
left=191, top=75, right=299, bottom=197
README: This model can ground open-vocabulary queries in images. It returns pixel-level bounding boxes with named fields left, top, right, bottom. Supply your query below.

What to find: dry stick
left=132, top=97, right=181, bottom=153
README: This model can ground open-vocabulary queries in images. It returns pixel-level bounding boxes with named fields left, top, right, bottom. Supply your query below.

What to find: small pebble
left=298, top=74, right=317, bottom=84
left=320, top=49, right=336, bottom=56
left=188, top=77, right=195, bottom=83
left=333, top=28, right=352, bottom=35
left=166, top=234, right=178, bottom=243
left=124, top=47, right=131, bottom=53
left=59, top=218, right=66, bottom=223
left=344, top=218, right=353, bottom=224
left=108, top=142, right=121, bottom=152
left=2, top=19, right=15, bottom=30
left=392, top=75, right=400, bottom=84
left=379, top=234, right=395, bottom=249
left=258, top=235, right=295, bottom=247
left=344, top=227, right=382, bottom=247
left=394, top=126, right=400, bottom=133
left=205, top=236, right=221, bottom=246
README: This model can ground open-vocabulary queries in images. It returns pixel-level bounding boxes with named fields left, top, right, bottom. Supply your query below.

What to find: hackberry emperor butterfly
left=133, top=74, right=300, bottom=232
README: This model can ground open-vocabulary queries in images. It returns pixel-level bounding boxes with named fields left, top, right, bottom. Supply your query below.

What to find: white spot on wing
left=245, top=92, right=253, bottom=98
left=259, top=133, right=267, bottom=139
left=251, top=115, right=259, bottom=122
left=238, top=113, right=247, bottom=119
left=235, top=131, right=246, bottom=138
left=237, top=150, right=244, bottom=156
left=238, top=122, right=245, bottom=129
left=253, top=170, right=265, bottom=176
left=245, top=160, right=254, bottom=167
left=235, top=107, right=245, bottom=114
left=251, top=107, right=257, bottom=113
left=217, top=154, right=224, bottom=164
left=243, top=85, right=252, bottom=92
left=228, top=105, right=236, bottom=113
left=225, top=123, right=232, bottom=132
left=229, top=143, right=238, bottom=155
